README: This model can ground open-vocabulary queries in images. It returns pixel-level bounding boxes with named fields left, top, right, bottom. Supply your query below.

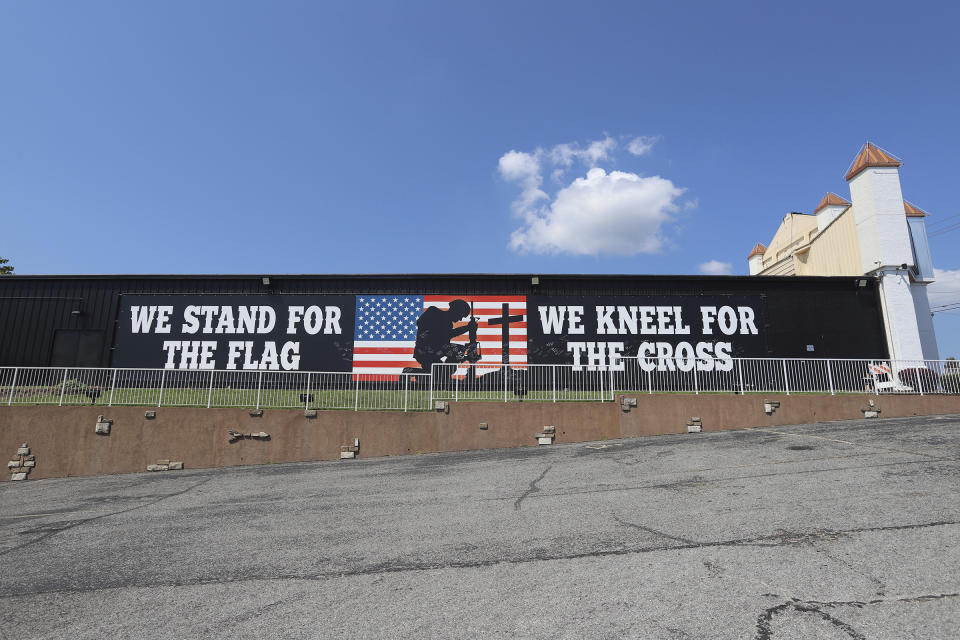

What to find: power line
left=929, top=222, right=960, bottom=238
left=926, top=213, right=960, bottom=229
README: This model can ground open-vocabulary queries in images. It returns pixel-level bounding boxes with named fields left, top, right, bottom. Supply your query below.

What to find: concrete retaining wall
left=3, top=394, right=960, bottom=480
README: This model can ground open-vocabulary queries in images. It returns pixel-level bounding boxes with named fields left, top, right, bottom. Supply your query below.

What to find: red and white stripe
left=352, top=295, right=527, bottom=380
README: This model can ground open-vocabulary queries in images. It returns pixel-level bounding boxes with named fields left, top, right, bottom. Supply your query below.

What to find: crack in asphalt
left=514, top=464, right=552, bottom=511
left=612, top=515, right=698, bottom=545
left=485, top=456, right=959, bottom=503
left=755, top=599, right=866, bottom=640
left=812, top=543, right=887, bottom=596
left=3, top=519, right=956, bottom=599
left=764, top=429, right=960, bottom=462
left=0, top=476, right=214, bottom=557
left=753, top=592, right=960, bottom=640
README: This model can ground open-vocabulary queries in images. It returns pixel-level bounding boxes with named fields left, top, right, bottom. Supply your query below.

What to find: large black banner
left=113, top=293, right=775, bottom=374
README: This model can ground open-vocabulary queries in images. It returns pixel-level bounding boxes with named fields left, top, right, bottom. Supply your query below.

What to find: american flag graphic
left=352, top=295, right=527, bottom=379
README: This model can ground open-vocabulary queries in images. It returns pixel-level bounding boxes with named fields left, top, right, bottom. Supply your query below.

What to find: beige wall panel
left=797, top=210, right=862, bottom=276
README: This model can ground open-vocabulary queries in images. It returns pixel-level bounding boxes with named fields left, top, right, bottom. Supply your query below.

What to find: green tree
left=0, top=256, right=13, bottom=275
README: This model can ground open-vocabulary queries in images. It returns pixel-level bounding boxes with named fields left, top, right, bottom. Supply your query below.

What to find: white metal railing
left=1, top=358, right=957, bottom=410
left=610, top=357, right=960, bottom=396
left=0, top=367, right=431, bottom=412
left=430, top=357, right=960, bottom=402
left=430, top=363, right=613, bottom=402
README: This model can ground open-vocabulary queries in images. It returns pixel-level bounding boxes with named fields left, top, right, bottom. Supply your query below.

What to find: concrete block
left=434, top=401, right=449, bottom=412
left=17, top=447, right=30, bottom=456
left=479, top=422, right=488, bottom=430
left=304, top=409, right=317, bottom=418
left=860, top=399, right=881, bottom=418
left=687, top=423, right=703, bottom=433
left=10, top=467, right=28, bottom=473
left=253, top=432, right=270, bottom=439
left=95, top=422, right=111, bottom=435
left=23, top=460, right=35, bottom=468
left=157, top=459, right=170, bottom=465
left=537, top=437, right=553, bottom=445
left=7, top=461, right=18, bottom=469
left=146, top=464, right=168, bottom=472
left=10, top=472, right=27, bottom=481
left=541, top=426, right=556, bottom=434
left=168, top=461, right=184, bottom=470
left=621, top=397, right=638, bottom=409
left=249, top=409, right=264, bottom=417
left=340, top=451, right=356, bottom=459
left=144, top=411, right=156, bottom=419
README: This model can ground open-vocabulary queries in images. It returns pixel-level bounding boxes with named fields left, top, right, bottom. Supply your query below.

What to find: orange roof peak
left=814, top=192, right=851, bottom=214
left=904, top=201, right=927, bottom=218
left=747, top=243, right=767, bottom=259
left=844, top=142, right=902, bottom=181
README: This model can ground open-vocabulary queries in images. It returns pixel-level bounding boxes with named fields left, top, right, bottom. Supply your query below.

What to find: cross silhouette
left=488, top=303, right=524, bottom=367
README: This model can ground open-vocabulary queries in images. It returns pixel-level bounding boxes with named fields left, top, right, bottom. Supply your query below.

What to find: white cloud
left=698, top=260, right=733, bottom=275
left=498, top=134, right=687, bottom=256
left=497, top=150, right=547, bottom=215
left=508, top=168, right=685, bottom=255
left=547, top=136, right=616, bottom=168
left=929, top=268, right=960, bottom=309
left=497, top=150, right=539, bottom=182
left=627, top=135, right=661, bottom=156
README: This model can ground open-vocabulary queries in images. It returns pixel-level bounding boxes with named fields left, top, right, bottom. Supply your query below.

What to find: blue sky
left=2, top=1, right=959, bottom=355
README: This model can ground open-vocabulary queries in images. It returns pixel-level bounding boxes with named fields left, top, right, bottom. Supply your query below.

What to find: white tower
left=747, top=243, right=766, bottom=275
left=845, top=143, right=938, bottom=362
left=813, top=192, right=850, bottom=231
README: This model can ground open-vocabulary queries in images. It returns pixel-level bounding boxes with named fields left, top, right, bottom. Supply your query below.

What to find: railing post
left=256, top=371, right=263, bottom=410
left=782, top=359, right=790, bottom=396
left=429, top=365, right=434, bottom=407
left=8, top=367, right=18, bottom=406
left=207, top=370, right=215, bottom=408
left=737, top=359, right=745, bottom=395
left=455, top=371, right=459, bottom=403
left=646, top=367, right=652, bottom=394
left=404, top=374, right=409, bottom=412
left=503, top=365, right=508, bottom=403
left=552, top=365, right=557, bottom=403
left=609, top=367, right=615, bottom=402
left=916, top=361, right=924, bottom=396
left=158, top=369, right=166, bottom=407
left=58, top=369, right=68, bottom=406
left=826, top=360, right=834, bottom=396
left=354, top=376, right=359, bottom=411
left=305, top=372, right=311, bottom=410
left=109, top=369, right=117, bottom=406
left=693, top=364, right=699, bottom=395
left=600, top=367, right=605, bottom=402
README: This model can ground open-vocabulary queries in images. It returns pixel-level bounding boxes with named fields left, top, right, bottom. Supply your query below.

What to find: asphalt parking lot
left=1, top=414, right=958, bottom=639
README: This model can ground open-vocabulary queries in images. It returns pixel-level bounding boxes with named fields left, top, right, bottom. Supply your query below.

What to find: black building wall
left=0, top=273, right=888, bottom=367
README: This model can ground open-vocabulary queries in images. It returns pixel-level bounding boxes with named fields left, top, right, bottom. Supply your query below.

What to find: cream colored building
left=748, top=143, right=938, bottom=362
